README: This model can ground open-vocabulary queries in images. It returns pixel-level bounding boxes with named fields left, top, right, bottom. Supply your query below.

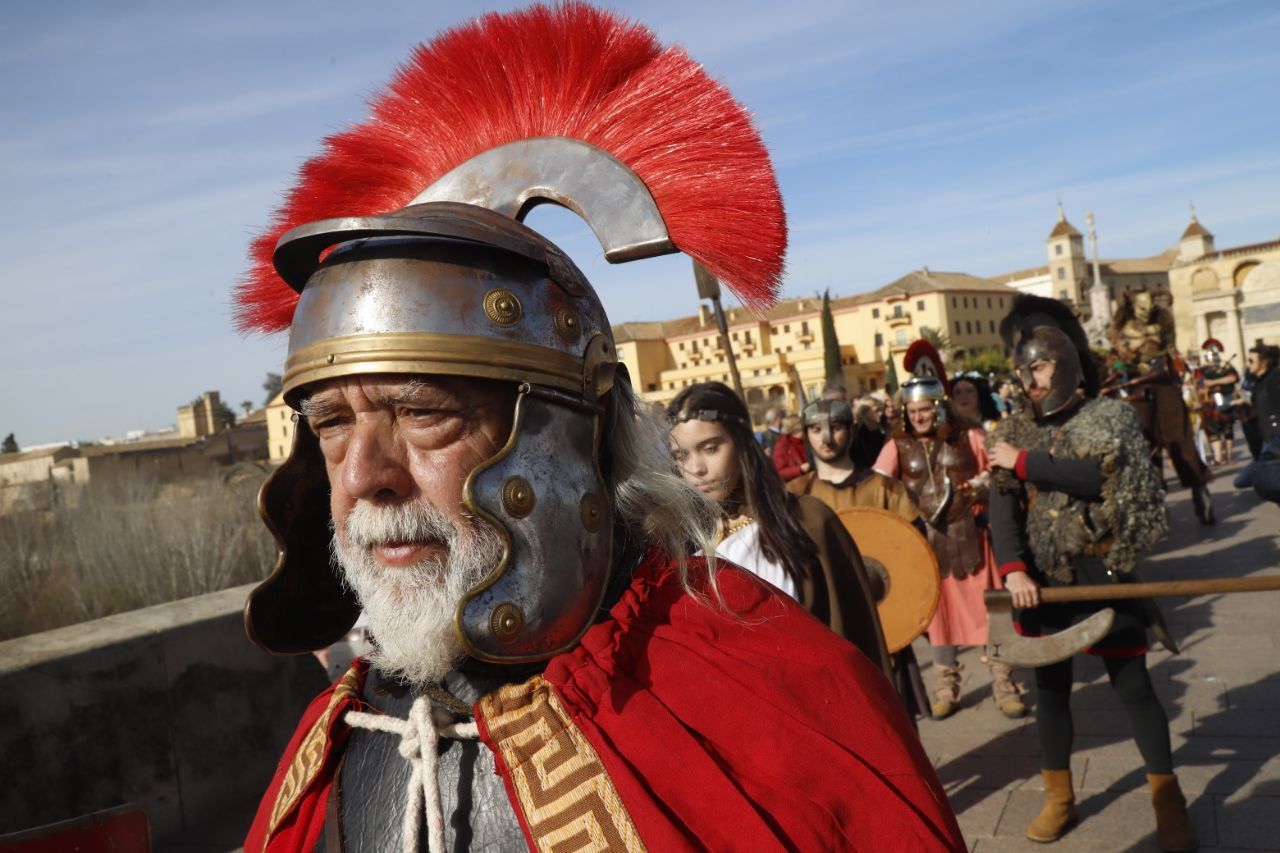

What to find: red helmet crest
left=903, top=339, right=950, bottom=394
left=234, top=2, right=786, bottom=334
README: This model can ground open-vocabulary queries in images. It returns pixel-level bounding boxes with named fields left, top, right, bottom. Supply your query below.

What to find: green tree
left=820, top=289, right=843, bottom=387
left=884, top=356, right=899, bottom=395
left=1, top=433, right=17, bottom=454
left=241, top=400, right=253, bottom=416
left=262, top=372, right=283, bottom=406
left=955, top=347, right=1011, bottom=377
left=918, top=326, right=954, bottom=359
left=216, top=399, right=238, bottom=429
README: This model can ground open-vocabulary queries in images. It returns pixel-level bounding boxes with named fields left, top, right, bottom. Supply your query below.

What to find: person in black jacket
left=1235, top=344, right=1280, bottom=502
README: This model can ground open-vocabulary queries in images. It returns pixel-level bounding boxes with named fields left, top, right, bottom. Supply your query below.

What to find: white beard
left=330, top=501, right=503, bottom=687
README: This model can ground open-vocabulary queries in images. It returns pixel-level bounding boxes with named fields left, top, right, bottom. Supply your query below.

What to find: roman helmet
left=998, top=294, right=1099, bottom=419
left=1200, top=337, right=1225, bottom=368
left=235, top=4, right=785, bottom=663
left=900, top=339, right=951, bottom=429
left=801, top=399, right=854, bottom=454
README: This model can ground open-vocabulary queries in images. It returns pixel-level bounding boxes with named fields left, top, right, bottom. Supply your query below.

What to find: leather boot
left=985, top=657, right=1028, bottom=718
left=1026, top=769, right=1077, bottom=843
left=1148, top=773, right=1197, bottom=851
left=930, top=663, right=961, bottom=720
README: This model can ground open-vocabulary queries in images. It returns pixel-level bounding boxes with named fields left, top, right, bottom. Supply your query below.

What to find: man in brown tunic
left=787, top=399, right=920, bottom=523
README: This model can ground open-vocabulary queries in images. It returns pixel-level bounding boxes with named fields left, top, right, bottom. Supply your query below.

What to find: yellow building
left=615, top=270, right=1015, bottom=419
left=1167, top=214, right=1280, bottom=366
left=266, top=392, right=297, bottom=464
left=992, top=207, right=1176, bottom=317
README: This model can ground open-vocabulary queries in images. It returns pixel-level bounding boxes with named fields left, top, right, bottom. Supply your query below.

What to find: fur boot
left=1026, top=769, right=1077, bottom=843
left=1148, top=773, right=1197, bottom=851
left=986, top=658, right=1028, bottom=718
left=930, top=663, right=962, bottom=720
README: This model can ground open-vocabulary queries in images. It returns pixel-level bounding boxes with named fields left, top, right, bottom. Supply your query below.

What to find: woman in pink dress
left=874, top=372, right=1027, bottom=720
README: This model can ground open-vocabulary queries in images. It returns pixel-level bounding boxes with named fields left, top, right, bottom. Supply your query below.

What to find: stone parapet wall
left=0, top=583, right=328, bottom=842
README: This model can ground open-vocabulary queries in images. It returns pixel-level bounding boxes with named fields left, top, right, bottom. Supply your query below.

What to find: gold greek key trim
left=478, top=676, right=645, bottom=853
left=264, top=665, right=363, bottom=844
left=283, top=332, right=583, bottom=396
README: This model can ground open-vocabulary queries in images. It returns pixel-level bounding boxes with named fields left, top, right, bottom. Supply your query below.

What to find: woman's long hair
left=951, top=374, right=1000, bottom=425
left=666, top=382, right=817, bottom=587
left=602, top=373, right=721, bottom=597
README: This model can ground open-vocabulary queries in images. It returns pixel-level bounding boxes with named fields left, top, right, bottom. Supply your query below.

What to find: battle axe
left=986, top=575, right=1280, bottom=667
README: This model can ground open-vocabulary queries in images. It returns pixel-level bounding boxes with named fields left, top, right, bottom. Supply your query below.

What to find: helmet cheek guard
left=900, top=377, right=948, bottom=432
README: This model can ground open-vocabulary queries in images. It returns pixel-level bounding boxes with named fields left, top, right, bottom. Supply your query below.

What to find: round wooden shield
left=836, top=506, right=940, bottom=653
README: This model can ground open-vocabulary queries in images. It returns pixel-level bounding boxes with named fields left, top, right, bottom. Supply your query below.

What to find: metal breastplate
left=326, top=667, right=526, bottom=853
left=896, top=435, right=981, bottom=577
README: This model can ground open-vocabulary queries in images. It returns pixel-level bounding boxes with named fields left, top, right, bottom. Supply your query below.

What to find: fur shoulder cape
left=988, top=397, right=1167, bottom=580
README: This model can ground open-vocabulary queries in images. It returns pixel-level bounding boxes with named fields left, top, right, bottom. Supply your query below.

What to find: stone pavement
left=917, top=458, right=1280, bottom=851
left=163, top=460, right=1279, bottom=852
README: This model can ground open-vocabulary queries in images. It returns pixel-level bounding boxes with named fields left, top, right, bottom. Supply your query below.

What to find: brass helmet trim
left=283, top=332, right=584, bottom=401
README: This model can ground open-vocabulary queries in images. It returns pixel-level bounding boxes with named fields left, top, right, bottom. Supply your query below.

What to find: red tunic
left=245, top=552, right=964, bottom=852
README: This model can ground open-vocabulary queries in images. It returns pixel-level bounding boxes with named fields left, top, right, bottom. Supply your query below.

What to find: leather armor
left=896, top=433, right=982, bottom=578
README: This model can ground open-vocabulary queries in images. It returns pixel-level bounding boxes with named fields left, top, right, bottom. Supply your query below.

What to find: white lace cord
left=345, top=696, right=480, bottom=853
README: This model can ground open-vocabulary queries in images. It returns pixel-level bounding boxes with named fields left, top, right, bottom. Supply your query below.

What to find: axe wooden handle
left=987, top=575, right=1280, bottom=604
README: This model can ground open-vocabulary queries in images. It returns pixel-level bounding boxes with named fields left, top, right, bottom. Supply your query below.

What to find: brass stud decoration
left=483, top=288, right=523, bottom=327
left=501, top=476, right=535, bottom=518
left=491, top=603, right=524, bottom=643
left=554, top=307, right=581, bottom=343
left=579, top=492, right=603, bottom=532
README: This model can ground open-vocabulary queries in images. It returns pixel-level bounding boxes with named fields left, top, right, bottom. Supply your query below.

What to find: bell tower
left=1178, top=205, right=1215, bottom=262
left=1046, top=201, right=1087, bottom=306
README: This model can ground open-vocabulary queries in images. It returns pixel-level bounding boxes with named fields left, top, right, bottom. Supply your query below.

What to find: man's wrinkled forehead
left=297, top=373, right=502, bottom=414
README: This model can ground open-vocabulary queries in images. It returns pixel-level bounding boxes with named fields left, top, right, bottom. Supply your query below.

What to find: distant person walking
left=772, top=414, right=810, bottom=482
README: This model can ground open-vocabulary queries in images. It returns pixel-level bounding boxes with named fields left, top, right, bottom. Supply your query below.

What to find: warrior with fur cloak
left=987, top=295, right=1196, bottom=851
left=235, top=5, right=962, bottom=852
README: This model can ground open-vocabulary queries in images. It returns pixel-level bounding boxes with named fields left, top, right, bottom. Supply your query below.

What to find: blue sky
left=3, top=0, right=1278, bottom=446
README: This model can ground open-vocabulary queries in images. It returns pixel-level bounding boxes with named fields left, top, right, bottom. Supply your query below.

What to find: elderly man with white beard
left=237, top=6, right=962, bottom=853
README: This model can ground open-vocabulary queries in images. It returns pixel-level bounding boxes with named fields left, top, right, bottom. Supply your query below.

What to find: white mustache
left=343, top=501, right=456, bottom=551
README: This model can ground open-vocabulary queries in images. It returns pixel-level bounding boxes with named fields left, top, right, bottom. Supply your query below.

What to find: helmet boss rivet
left=579, top=493, right=602, bottom=531
left=490, top=603, right=524, bottom=642
left=484, top=288, right=523, bottom=327
left=501, top=476, right=535, bottom=518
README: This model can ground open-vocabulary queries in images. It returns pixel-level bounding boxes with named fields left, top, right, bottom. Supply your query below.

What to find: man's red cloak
left=246, top=553, right=964, bottom=851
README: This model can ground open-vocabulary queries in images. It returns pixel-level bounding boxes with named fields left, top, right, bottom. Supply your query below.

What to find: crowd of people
left=674, top=318, right=1279, bottom=851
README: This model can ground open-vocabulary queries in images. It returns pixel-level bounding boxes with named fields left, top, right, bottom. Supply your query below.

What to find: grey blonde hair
left=603, top=375, right=722, bottom=598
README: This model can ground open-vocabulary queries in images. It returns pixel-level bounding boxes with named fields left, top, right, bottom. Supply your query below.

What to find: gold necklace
left=717, top=513, right=755, bottom=544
